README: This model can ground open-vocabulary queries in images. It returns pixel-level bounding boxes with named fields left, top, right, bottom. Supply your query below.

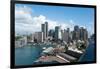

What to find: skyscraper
left=72, top=25, right=80, bottom=41
left=79, top=27, right=88, bottom=46
left=62, top=28, right=71, bottom=43
left=55, top=26, right=62, bottom=40
left=62, top=29, right=69, bottom=43
left=67, top=28, right=70, bottom=32
left=67, top=28, right=71, bottom=43
left=41, top=24, right=46, bottom=41
left=80, top=27, right=88, bottom=41
left=41, top=21, right=48, bottom=41
left=74, top=25, right=79, bottom=31
left=45, top=21, right=48, bottom=38
left=49, top=29, right=55, bottom=38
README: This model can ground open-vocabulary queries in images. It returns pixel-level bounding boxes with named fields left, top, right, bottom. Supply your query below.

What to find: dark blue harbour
left=79, top=42, right=95, bottom=62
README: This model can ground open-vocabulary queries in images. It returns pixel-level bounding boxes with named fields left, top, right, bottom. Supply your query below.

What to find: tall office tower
left=72, top=25, right=80, bottom=41
left=74, top=25, right=79, bottom=31
left=41, top=24, right=46, bottom=41
left=62, top=29, right=69, bottom=43
left=45, top=21, right=48, bottom=38
left=72, top=31, right=75, bottom=40
left=79, top=27, right=83, bottom=40
left=80, top=27, right=88, bottom=41
left=84, top=29, right=88, bottom=41
left=49, top=29, right=55, bottom=38
left=61, top=30, right=64, bottom=40
left=55, top=26, right=62, bottom=40
left=67, top=28, right=71, bottom=43
left=70, top=31, right=73, bottom=41
left=67, top=28, right=70, bottom=32
left=79, top=27, right=88, bottom=46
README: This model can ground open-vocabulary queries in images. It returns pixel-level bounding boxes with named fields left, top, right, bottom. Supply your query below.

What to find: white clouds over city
left=15, top=5, right=93, bottom=35
left=15, top=5, right=75, bottom=34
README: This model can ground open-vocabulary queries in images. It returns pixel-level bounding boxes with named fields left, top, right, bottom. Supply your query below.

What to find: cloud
left=15, top=5, right=93, bottom=36
left=15, top=5, right=75, bottom=34
left=15, top=6, right=48, bottom=34
left=15, top=5, right=33, bottom=24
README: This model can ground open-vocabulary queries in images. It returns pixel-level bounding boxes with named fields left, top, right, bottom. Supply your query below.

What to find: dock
left=35, top=55, right=69, bottom=63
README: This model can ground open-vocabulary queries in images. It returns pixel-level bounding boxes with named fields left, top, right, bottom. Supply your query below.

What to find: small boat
left=43, top=47, right=46, bottom=50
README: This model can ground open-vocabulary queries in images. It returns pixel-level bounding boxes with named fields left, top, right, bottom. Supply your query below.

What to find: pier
left=35, top=55, right=69, bottom=63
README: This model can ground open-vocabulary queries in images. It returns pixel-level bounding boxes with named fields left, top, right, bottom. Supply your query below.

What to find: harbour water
left=79, top=41, right=95, bottom=62
left=15, top=44, right=54, bottom=66
left=15, top=45, right=42, bottom=66
left=15, top=42, right=95, bottom=66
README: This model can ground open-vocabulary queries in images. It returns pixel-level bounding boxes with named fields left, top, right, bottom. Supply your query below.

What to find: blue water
left=15, top=45, right=42, bottom=66
left=15, top=44, right=55, bottom=66
left=79, top=42, right=95, bottom=62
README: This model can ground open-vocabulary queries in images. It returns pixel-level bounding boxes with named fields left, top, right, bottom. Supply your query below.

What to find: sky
left=15, top=4, right=94, bottom=36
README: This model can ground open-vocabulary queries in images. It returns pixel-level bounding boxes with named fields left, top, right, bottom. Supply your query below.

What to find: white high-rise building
left=41, top=24, right=46, bottom=41
left=41, top=21, right=48, bottom=41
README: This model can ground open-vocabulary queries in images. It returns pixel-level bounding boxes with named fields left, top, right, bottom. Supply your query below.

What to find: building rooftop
left=43, top=47, right=54, bottom=53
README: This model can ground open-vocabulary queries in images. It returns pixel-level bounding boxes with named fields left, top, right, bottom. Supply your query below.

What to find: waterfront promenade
left=35, top=55, right=69, bottom=63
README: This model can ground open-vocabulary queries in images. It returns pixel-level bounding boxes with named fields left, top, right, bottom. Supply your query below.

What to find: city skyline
left=14, top=2, right=96, bottom=67
left=15, top=4, right=94, bottom=36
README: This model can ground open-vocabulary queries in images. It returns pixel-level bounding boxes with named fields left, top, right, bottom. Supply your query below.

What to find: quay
left=35, top=55, right=69, bottom=63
